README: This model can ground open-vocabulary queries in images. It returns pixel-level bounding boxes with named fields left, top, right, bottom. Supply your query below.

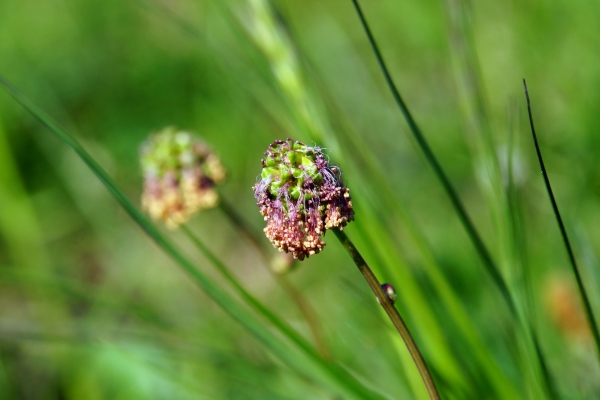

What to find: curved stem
left=333, top=229, right=440, bottom=400
left=523, top=79, right=600, bottom=363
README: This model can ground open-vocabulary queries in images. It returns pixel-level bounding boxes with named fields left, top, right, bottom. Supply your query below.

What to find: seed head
left=140, top=127, right=226, bottom=228
left=253, top=139, right=354, bottom=260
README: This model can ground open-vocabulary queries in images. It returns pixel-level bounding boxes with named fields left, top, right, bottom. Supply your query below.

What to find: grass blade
left=179, top=225, right=329, bottom=363
left=0, top=74, right=387, bottom=400
left=349, top=0, right=515, bottom=316
left=523, top=78, right=600, bottom=363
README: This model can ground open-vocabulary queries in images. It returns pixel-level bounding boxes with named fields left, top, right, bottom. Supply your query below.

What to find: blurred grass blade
left=349, top=0, right=515, bottom=316
left=191, top=200, right=331, bottom=359
left=278, top=37, right=520, bottom=395
left=523, top=79, right=600, bottom=363
left=179, top=226, right=328, bottom=364
left=0, top=75, right=388, bottom=400
left=442, top=3, right=552, bottom=396
left=239, top=1, right=510, bottom=395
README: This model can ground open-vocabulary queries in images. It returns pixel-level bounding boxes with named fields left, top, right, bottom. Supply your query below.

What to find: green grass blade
left=237, top=2, right=511, bottom=393
left=442, top=4, right=552, bottom=395
left=0, top=75, right=387, bottom=400
left=523, top=79, right=600, bottom=364
left=179, top=226, right=324, bottom=363
left=349, top=0, right=515, bottom=316
left=276, top=40, right=521, bottom=395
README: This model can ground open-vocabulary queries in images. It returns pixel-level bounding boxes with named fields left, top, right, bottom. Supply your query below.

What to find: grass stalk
left=506, top=103, right=560, bottom=399
left=523, top=78, right=600, bottom=363
left=442, top=3, right=553, bottom=396
left=349, top=0, right=515, bottom=316
left=0, top=75, right=388, bottom=400
left=333, top=228, right=441, bottom=400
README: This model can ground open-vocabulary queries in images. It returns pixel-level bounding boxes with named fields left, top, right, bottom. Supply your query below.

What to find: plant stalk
left=523, top=79, right=600, bottom=362
left=333, top=228, right=440, bottom=400
left=349, top=0, right=515, bottom=316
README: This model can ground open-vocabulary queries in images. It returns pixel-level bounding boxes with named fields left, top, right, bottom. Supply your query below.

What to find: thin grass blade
left=523, top=78, right=600, bottom=363
left=349, top=0, right=515, bottom=316
left=0, top=74, right=388, bottom=400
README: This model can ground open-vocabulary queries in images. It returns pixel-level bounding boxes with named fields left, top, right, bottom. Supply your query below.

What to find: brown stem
left=218, top=198, right=330, bottom=360
left=333, top=228, right=440, bottom=400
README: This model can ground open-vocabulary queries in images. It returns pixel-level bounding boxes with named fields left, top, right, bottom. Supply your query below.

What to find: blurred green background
left=1, top=0, right=600, bottom=398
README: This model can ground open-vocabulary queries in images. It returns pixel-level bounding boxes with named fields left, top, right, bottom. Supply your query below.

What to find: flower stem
left=217, top=198, right=330, bottom=359
left=333, top=228, right=440, bottom=400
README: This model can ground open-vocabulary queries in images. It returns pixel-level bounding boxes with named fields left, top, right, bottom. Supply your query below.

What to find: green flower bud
left=253, top=139, right=354, bottom=260
left=140, top=127, right=226, bottom=228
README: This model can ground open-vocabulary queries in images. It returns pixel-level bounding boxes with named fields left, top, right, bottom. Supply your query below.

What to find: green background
left=1, top=0, right=599, bottom=398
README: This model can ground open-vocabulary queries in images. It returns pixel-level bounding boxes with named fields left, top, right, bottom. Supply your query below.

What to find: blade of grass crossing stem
left=350, top=208, right=462, bottom=400
left=523, top=79, right=600, bottom=363
left=0, top=75, right=388, bottom=400
left=349, top=0, right=515, bottom=317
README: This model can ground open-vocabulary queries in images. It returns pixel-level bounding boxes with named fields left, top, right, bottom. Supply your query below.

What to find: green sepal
left=292, top=141, right=306, bottom=152
left=291, top=167, right=303, bottom=179
left=262, top=167, right=277, bottom=180
left=290, top=185, right=301, bottom=200
left=313, top=173, right=323, bottom=184
left=286, top=151, right=302, bottom=166
left=265, top=157, right=277, bottom=167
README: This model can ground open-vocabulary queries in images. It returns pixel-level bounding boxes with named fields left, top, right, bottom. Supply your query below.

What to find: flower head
left=140, top=127, right=226, bottom=228
left=253, top=139, right=354, bottom=260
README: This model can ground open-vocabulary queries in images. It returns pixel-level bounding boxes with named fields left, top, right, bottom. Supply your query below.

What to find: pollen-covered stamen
left=253, top=139, right=354, bottom=259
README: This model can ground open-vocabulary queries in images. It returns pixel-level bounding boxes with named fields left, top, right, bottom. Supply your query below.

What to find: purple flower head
left=253, top=139, right=354, bottom=260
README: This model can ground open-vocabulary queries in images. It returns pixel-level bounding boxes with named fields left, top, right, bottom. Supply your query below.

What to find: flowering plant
left=253, top=139, right=354, bottom=260
left=140, top=127, right=226, bottom=228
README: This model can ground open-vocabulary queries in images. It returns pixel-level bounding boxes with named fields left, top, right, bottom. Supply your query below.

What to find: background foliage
left=1, top=0, right=600, bottom=398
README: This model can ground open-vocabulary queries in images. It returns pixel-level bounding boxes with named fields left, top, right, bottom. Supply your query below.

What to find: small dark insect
left=380, top=283, right=397, bottom=304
